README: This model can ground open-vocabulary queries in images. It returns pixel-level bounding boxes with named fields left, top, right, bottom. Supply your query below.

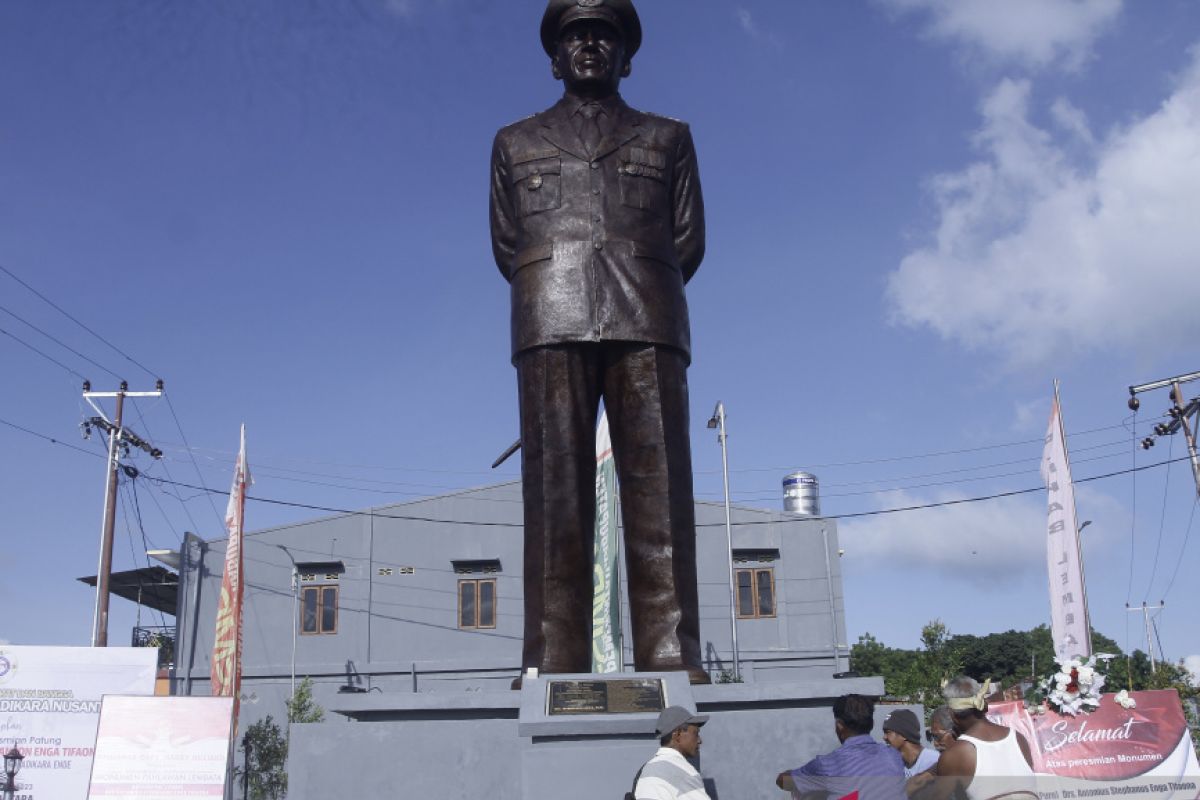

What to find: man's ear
left=621, top=60, right=632, bottom=78
left=552, top=56, right=562, bottom=80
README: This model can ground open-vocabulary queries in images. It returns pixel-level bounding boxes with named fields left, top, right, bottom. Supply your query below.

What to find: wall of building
left=171, top=481, right=848, bottom=733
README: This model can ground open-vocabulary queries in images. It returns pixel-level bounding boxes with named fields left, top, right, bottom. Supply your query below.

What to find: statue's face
left=552, top=18, right=630, bottom=96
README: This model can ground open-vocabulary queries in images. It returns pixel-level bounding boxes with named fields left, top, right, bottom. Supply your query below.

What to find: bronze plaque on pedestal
left=547, top=678, right=665, bottom=715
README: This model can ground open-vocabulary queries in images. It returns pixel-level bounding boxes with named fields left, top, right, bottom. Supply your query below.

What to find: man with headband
left=931, top=676, right=1035, bottom=800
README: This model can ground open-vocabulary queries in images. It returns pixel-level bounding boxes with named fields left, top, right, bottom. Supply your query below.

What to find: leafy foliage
left=240, top=716, right=288, bottom=800
left=237, top=677, right=326, bottom=799
left=286, top=677, right=325, bottom=724
left=850, top=621, right=1198, bottom=732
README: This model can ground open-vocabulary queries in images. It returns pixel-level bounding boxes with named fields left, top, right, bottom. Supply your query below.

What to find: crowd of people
left=633, top=676, right=1036, bottom=800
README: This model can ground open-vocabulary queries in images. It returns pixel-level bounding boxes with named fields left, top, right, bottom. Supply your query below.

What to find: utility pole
left=1128, top=369, right=1200, bottom=497
left=82, top=379, right=164, bottom=646
left=1126, top=601, right=1165, bottom=673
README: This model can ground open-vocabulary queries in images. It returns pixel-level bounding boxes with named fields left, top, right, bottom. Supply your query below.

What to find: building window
left=458, top=579, right=496, bottom=629
left=735, top=568, right=775, bottom=619
left=300, top=585, right=338, bottom=635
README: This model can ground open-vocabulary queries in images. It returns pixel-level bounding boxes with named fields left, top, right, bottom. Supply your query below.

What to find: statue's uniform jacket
left=490, top=96, right=705, bottom=359
left=490, top=93, right=707, bottom=676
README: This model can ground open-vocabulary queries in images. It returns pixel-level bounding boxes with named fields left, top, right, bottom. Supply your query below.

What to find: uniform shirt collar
left=562, top=91, right=622, bottom=118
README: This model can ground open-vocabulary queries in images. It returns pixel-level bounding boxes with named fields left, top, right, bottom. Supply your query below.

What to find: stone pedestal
left=287, top=673, right=904, bottom=800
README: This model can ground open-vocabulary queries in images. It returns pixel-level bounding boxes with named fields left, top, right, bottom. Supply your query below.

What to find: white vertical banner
left=1041, top=386, right=1091, bottom=660
left=591, top=409, right=621, bottom=673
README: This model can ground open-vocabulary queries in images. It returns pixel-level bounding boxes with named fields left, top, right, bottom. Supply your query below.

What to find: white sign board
left=0, top=645, right=158, bottom=800
left=87, top=695, right=233, bottom=800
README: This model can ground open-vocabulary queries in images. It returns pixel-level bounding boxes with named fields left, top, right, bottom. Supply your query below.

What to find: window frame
left=457, top=577, right=497, bottom=630
left=734, top=567, right=777, bottom=619
left=299, top=584, right=339, bottom=635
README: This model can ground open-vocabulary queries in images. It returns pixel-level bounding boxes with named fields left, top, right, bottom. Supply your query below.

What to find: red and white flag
left=1041, top=387, right=1091, bottom=660
left=212, top=425, right=251, bottom=719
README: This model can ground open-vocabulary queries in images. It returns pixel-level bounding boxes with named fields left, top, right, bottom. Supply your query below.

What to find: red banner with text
left=988, top=691, right=1199, bottom=787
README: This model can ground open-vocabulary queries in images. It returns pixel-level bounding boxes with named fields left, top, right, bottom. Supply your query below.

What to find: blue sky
left=2, top=0, right=1199, bottom=678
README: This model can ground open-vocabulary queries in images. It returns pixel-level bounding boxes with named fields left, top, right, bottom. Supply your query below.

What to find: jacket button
left=528, top=174, right=543, bottom=190
left=593, top=242, right=603, bottom=250
left=592, top=188, right=600, bottom=195
left=590, top=162, right=600, bottom=170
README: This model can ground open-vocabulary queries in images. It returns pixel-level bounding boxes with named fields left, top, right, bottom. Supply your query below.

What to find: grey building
left=165, top=480, right=848, bottom=731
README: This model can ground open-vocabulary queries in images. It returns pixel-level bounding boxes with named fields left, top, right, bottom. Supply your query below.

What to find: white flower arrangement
left=1115, top=688, right=1137, bottom=709
left=1039, top=655, right=1108, bottom=716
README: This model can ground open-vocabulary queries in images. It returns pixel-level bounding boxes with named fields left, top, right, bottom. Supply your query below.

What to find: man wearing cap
left=490, top=0, right=707, bottom=684
left=631, top=706, right=712, bottom=800
left=881, top=708, right=939, bottom=779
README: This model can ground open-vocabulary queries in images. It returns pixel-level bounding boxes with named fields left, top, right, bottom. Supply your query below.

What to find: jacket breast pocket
left=618, top=146, right=668, bottom=212
left=511, top=153, right=561, bottom=217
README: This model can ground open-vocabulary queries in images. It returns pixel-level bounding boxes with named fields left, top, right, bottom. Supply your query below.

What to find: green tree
left=238, top=677, right=325, bottom=799
left=286, top=677, right=325, bottom=724
left=240, top=716, right=288, bottom=800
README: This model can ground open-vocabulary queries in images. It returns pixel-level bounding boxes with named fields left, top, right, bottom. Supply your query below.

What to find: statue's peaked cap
left=540, top=0, right=642, bottom=58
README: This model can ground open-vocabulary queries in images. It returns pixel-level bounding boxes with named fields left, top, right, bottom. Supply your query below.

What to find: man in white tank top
left=930, top=676, right=1037, bottom=800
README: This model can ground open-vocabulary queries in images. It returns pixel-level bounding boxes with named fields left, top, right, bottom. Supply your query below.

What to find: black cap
left=882, top=708, right=922, bottom=745
left=540, top=0, right=642, bottom=57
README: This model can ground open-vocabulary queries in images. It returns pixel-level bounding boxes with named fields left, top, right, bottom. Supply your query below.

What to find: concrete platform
left=287, top=673, right=914, bottom=800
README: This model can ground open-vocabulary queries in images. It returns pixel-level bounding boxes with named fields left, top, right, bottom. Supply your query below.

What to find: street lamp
left=707, top=402, right=740, bottom=681
left=3, top=745, right=23, bottom=800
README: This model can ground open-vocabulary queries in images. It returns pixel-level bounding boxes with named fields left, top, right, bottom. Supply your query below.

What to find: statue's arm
left=671, top=124, right=705, bottom=284
left=490, top=133, right=518, bottom=281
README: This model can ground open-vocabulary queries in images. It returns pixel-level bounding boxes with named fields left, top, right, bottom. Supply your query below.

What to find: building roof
left=77, top=565, right=178, bottom=617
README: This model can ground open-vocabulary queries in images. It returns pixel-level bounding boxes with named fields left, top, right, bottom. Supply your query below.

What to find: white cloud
left=841, top=490, right=1046, bottom=582
left=841, top=485, right=1125, bottom=582
left=735, top=7, right=782, bottom=49
left=736, top=8, right=757, bottom=36
left=1185, top=654, right=1200, bottom=686
left=887, top=50, right=1200, bottom=366
left=879, top=0, right=1121, bottom=70
left=381, top=0, right=419, bottom=18
left=1012, top=396, right=1050, bottom=434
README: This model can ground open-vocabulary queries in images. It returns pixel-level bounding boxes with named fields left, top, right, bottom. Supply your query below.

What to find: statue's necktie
left=579, top=103, right=604, bottom=155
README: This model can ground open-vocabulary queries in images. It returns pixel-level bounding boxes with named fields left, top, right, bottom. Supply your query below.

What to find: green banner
left=591, top=410, right=621, bottom=673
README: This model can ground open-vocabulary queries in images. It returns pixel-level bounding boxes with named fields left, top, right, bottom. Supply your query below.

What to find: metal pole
left=1127, top=602, right=1164, bottom=673
left=290, top=565, right=299, bottom=699
left=185, top=534, right=205, bottom=695
left=1144, top=606, right=1156, bottom=673
left=242, top=737, right=252, bottom=800
left=1172, top=381, right=1200, bottom=497
left=822, top=527, right=841, bottom=672
left=92, top=386, right=126, bottom=647
left=714, top=403, right=740, bottom=680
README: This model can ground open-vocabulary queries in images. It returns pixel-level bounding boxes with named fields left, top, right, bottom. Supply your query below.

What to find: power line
left=132, top=402, right=206, bottom=538
left=697, top=420, right=1155, bottom=474
left=0, top=262, right=159, bottom=379
left=142, top=474, right=525, bottom=528
left=1145, top=435, right=1174, bottom=599
left=0, top=303, right=124, bottom=381
left=148, top=417, right=1154, bottom=496
left=141, top=454, right=1195, bottom=529
left=1126, top=413, right=1138, bottom=606
left=0, top=415, right=104, bottom=458
left=1, top=324, right=87, bottom=380
left=164, top=393, right=224, bottom=531
left=1160, top=495, right=1198, bottom=603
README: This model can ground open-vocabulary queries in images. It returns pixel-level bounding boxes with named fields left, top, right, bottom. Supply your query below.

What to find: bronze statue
left=491, top=0, right=707, bottom=685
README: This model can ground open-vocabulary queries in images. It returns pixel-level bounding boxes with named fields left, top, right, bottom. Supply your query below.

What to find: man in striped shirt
left=776, top=694, right=906, bottom=800
left=633, top=705, right=713, bottom=800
